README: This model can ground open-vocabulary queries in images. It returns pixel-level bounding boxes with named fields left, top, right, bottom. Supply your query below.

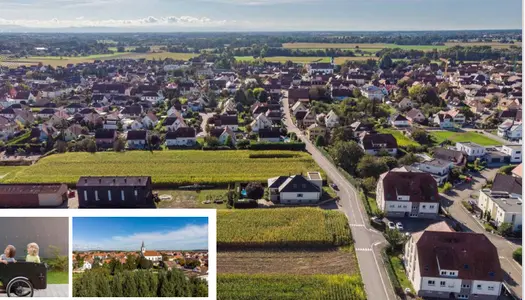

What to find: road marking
left=356, top=248, right=372, bottom=252
left=371, top=245, right=391, bottom=300
left=350, top=224, right=365, bottom=227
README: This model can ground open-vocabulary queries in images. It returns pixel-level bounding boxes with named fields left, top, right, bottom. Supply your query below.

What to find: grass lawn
left=429, top=131, right=502, bottom=146
left=365, top=193, right=380, bottom=215
left=0, top=166, right=29, bottom=182
left=4, top=151, right=321, bottom=186
left=47, top=271, right=69, bottom=284
left=378, top=128, right=420, bottom=147
left=389, top=253, right=415, bottom=294
left=322, top=186, right=338, bottom=200
left=156, top=189, right=229, bottom=209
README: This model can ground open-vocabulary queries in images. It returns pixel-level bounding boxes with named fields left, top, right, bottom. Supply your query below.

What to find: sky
left=0, top=0, right=521, bottom=31
left=73, top=217, right=209, bottom=251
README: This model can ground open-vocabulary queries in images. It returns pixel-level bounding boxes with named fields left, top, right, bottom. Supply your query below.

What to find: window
left=488, top=286, right=494, bottom=291
left=121, top=190, right=125, bottom=201
left=423, top=205, right=427, bottom=209
left=430, top=205, right=435, bottom=209
left=427, top=280, right=435, bottom=286
left=297, top=194, right=303, bottom=198
left=108, top=190, right=112, bottom=201
left=477, top=285, right=482, bottom=290
left=390, top=205, right=395, bottom=208
left=83, top=190, right=88, bottom=201
left=398, top=205, right=402, bottom=208
left=457, top=295, right=469, bottom=299
left=440, top=281, right=446, bottom=287
left=95, top=190, right=100, bottom=201
left=462, top=284, right=470, bottom=288
left=449, top=271, right=455, bottom=276
left=134, top=189, right=138, bottom=197
left=441, top=271, right=447, bottom=275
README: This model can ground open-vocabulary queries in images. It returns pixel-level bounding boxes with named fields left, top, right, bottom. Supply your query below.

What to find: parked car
left=396, top=222, right=404, bottom=231
left=387, top=222, right=396, bottom=230
left=330, top=183, right=339, bottom=191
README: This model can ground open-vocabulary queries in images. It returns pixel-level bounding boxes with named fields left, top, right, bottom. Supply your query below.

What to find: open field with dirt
left=0, top=52, right=197, bottom=67
left=155, top=189, right=228, bottom=209
left=218, top=247, right=358, bottom=275
left=282, top=42, right=521, bottom=50
left=1, top=151, right=321, bottom=186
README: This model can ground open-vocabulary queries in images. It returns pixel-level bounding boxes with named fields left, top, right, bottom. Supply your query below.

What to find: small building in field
left=0, top=184, right=68, bottom=207
left=77, top=176, right=155, bottom=208
left=267, top=172, right=322, bottom=204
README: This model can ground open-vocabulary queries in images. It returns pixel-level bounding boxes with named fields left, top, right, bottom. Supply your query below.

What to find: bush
left=513, top=248, right=522, bottom=265
left=461, top=201, right=473, bottom=212
left=483, top=223, right=494, bottom=232
left=249, top=142, right=306, bottom=151
left=442, top=182, right=452, bottom=192
left=233, top=198, right=258, bottom=209
left=499, top=165, right=515, bottom=175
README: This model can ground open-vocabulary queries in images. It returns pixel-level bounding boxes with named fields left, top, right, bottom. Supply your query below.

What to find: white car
left=387, top=222, right=396, bottom=230
left=396, top=222, right=404, bottom=231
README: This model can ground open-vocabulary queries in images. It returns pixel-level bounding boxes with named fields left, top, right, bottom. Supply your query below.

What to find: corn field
left=2, top=151, right=322, bottom=186
left=217, top=208, right=352, bottom=249
left=217, top=274, right=366, bottom=300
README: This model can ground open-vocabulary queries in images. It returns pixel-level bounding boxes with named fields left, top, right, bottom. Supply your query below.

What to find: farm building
left=77, top=176, right=155, bottom=208
left=0, top=183, right=68, bottom=207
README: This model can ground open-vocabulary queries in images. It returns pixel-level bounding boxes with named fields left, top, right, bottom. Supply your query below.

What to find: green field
left=282, top=42, right=521, bottom=51
left=0, top=166, right=28, bottom=181
left=218, top=274, right=366, bottom=300
left=1, top=52, right=198, bottom=68
left=378, top=128, right=420, bottom=147
left=155, top=189, right=229, bottom=209
left=47, top=271, right=69, bottom=284
left=429, top=131, right=502, bottom=146
left=217, top=208, right=351, bottom=248
left=2, top=151, right=321, bottom=186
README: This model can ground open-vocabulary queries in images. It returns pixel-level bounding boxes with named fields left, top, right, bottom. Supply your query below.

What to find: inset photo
left=72, top=216, right=209, bottom=298
left=0, top=217, right=69, bottom=297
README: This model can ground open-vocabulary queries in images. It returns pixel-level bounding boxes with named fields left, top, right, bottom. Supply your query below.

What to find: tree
left=384, top=228, right=409, bottom=252
left=138, top=257, right=153, bottom=270
left=497, top=222, right=513, bottom=237
left=205, top=136, right=220, bottom=147
left=442, top=182, right=452, bottom=192
left=236, top=139, right=250, bottom=149
left=411, top=129, right=430, bottom=144
left=315, top=135, right=326, bottom=147
left=224, top=135, right=234, bottom=148
left=86, top=139, right=97, bottom=153
left=352, top=88, right=362, bottom=98
left=330, top=126, right=353, bottom=144
left=245, top=182, right=264, bottom=200
left=398, top=153, right=421, bottom=166
left=361, top=177, right=377, bottom=194
left=74, top=253, right=84, bottom=270
left=380, top=156, right=399, bottom=170
left=328, top=141, right=364, bottom=174
left=234, top=89, right=248, bottom=106
left=184, top=259, right=201, bottom=269
left=513, top=248, right=522, bottom=265
left=117, top=46, right=125, bottom=52
left=357, top=155, right=389, bottom=179
left=55, top=140, right=67, bottom=153
left=379, top=55, right=393, bottom=69
left=113, top=138, right=126, bottom=152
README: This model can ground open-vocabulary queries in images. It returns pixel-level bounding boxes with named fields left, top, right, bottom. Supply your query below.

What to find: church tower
left=141, top=241, right=145, bottom=255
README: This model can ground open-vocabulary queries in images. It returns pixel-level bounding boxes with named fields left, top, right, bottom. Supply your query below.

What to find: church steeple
left=141, top=241, right=145, bottom=254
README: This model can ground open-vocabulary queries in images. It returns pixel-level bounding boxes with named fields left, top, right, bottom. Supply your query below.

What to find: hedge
left=248, top=142, right=306, bottom=151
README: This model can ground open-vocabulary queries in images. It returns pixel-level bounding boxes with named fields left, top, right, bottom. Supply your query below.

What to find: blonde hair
left=27, top=243, right=39, bottom=256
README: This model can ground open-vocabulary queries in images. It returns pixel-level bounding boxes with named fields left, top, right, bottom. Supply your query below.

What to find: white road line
left=350, top=224, right=365, bottom=227
left=355, top=248, right=372, bottom=252
left=371, top=244, right=391, bottom=300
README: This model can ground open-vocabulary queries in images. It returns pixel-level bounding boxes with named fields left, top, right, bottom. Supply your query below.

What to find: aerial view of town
left=72, top=217, right=209, bottom=297
left=0, top=0, right=522, bottom=299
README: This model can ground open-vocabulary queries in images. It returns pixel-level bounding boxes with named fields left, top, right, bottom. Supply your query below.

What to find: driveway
left=282, top=96, right=396, bottom=300
left=198, top=112, right=214, bottom=137
left=441, top=168, right=523, bottom=299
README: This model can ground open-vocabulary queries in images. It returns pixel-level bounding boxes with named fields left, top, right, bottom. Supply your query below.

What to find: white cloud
left=0, top=15, right=231, bottom=28
left=73, top=224, right=209, bottom=251
left=194, top=0, right=318, bottom=5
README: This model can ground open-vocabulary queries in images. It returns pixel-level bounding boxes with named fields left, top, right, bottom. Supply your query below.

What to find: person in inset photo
left=26, top=243, right=41, bottom=263
left=0, top=245, right=16, bottom=264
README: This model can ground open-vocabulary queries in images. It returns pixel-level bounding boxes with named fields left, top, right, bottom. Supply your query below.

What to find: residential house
left=478, top=176, right=522, bottom=232
left=307, top=62, right=334, bottom=75
left=37, top=108, right=56, bottom=119
left=376, top=170, right=439, bottom=218
left=432, top=148, right=467, bottom=166
left=142, top=112, right=158, bottom=129
left=360, top=84, right=384, bottom=101
left=412, top=159, right=454, bottom=186
left=214, top=114, right=239, bottom=131
left=512, top=164, right=522, bottom=179
left=163, top=112, right=186, bottom=132
left=498, top=144, right=522, bottom=164
left=398, top=97, right=413, bottom=110
left=360, top=134, right=398, bottom=156
left=165, top=127, right=197, bottom=147
left=325, top=110, right=340, bottom=129
left=77, top=176, right=155, bottom=208
left=306, top=123, right=327, bottom=142
left=267, top=172, right=322, bottom=204
left=497, top=119, right=522, bottom=142
left=287, top=88, right=310, bottom=105
left=258, top=128, right=281, bottom=143
left=250, top=113, right=273, bottom=133
left=406, top=108, right=426, bottom=124
left=390, top=114, right=410, bottom=127
left=126, top=130, right=147, bottom=150
left=103, top=114, right=120, bottom=130
left=94, top=129, right=117, bottom=149
left=64, top=124, right=84, bottom=141
left=296, top=110, right=316, bottom=129
left=291, top=101, right=307, bottom=116
left=350, top=121, right=375, bottom=138
left=456, top=142, right=486, bottom=161
left=120, top=105, right=143, bottom=118
left=405, top=227, right=503, bottom=300
left=497, top=98, right=520, bottom=111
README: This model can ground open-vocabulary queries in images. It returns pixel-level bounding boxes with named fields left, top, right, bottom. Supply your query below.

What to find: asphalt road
left=282, top=96, right=396, bottom=300
left=441, top=168, right=523, bottom=299
left=0, top=284, right=69, bottom=297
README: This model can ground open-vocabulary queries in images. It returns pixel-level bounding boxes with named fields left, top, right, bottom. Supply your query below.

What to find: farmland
left=0, top=52, right=198, bottom=68
left=217, top=208, right=351, bottom=249
left=429, top=130, right=502, bottom=146
left=235, top=56, right=376, bottom=64
left=155, top=189, right=229, bottom=209
left=1, top=151, right=321, bottom=186
left=0, top=166, right=28, bottom=181
left=217, top=274, right=366, bottom=300
left=282, top=42, right=521, bottom=51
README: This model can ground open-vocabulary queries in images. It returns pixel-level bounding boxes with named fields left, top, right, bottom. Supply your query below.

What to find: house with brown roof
left=77, top=176, right=154, bottom=208
left=376, top=171, right=439, bottom=218
left=94, top=129, right=117, bottom=149
left=295, top=110, right=316, bottom=129
left=359, top=133, right=398, bottom=156
left=406, top=108, right=426, bottom=124
left=405, top=227, right=503, bottom=300
left=165, top=127, right=196, bottom=147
